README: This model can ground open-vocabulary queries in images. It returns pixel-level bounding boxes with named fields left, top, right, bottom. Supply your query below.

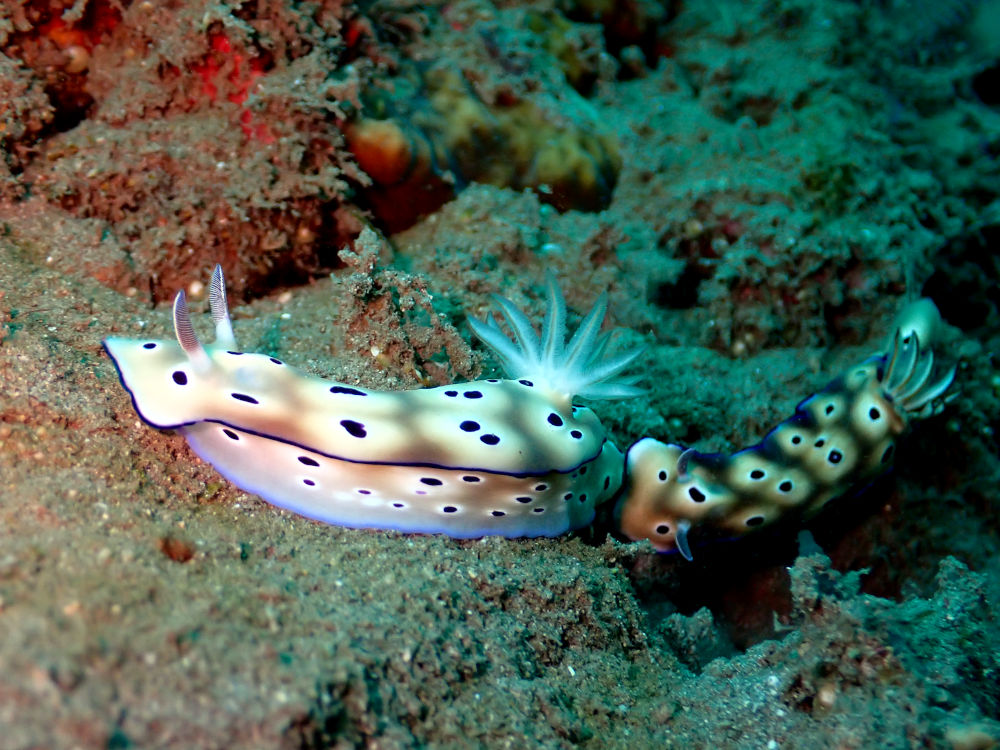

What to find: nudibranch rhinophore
left=616, top=299, right=957, bottom=559
left=103, top=266, right=643, bottom=538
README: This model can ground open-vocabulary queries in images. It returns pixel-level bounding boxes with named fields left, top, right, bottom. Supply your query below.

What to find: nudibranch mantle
left=617, top=299, right=957, bottom=558
left=103, top=266, right=642, bottom=539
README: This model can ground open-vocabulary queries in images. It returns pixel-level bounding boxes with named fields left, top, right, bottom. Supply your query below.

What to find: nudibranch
left=617, top=299, right=957, bottom=559
left=103, top=266, right=643, bottom=538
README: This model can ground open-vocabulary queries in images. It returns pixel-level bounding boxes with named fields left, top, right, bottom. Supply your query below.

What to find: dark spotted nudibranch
left=103, top=266, right=643, bottom=538
left=616, top=299, right=957, bottom=559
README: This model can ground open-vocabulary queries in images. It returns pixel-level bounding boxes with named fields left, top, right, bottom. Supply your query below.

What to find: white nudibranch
left=103, top=266, right=642, bottom=539
left=616, top=298, right=958, bottom=559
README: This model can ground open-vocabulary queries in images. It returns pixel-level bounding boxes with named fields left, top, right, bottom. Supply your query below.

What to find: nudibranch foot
left=103, top=266, right=640, bottom=540
left=617, top=298, right=958, bottom=557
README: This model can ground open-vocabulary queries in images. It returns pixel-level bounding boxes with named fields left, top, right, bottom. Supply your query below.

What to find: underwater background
left=0, top=0, right=999, bottom=746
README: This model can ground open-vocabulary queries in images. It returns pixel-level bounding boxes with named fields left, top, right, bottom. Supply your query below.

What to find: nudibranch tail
left=617, top=297, right=958, bottom=558
left=468, top=271, right=645, bottom=403
left=104, top=266, right=632, bottom=541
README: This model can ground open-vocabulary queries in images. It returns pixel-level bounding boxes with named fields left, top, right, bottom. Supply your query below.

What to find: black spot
left=656, top=524, right=670, bottom=535
left=358, top=489, right=371, bottom=495
left=303, top=479, right=315, bottom=487
left=232, top=393, right=258, bottom=404
left=443, top=506, right=458, bottom=513
left=547, top=413, right=564, bottom=427
left=746, top=515, right=765, bottom=527
left=658, top=470, right=668, bottom=481
left=420, top=477, right=443, bottom=486
left=462, top=475, right=481, bottom=483
left=828, top=450, right=843, bottom=464
left=603, top=476, right=611, bottom=489
left=330, top=386, right=367, bottom=396
left=881, top=445, right=895, bottom=464
left=869, top=407, right=881, bottom=420
left=750, top=469, right=765, bottom=480
left=824, top=404, right=835, bottom=415
left=579, top=466, right=587, bottom=475
left=492, top=510, right=506, bottom=517
left=579, top=494, right=587, bottom=502
left=393, top=502, right=404, bottom=508
left=570, top=430, right=583, bottom=439
left=341, top=419, right=367, bottom=438
left=172, top=370, right=188, bottom=385
left=226, top=351, right=243, bottom=355
left=535, top=483, right=548, bottom=491
left=298, top=456, right=320, bottom=467
left=814, top=438, right=826, bottom=447
left=460, top=420, right=480, bottom=432
left=444, top=390, right=458, bottom=397
left=533, top=507, right=545, bottom=513
left=463, top=390, right=483, bottom=399
left=515, top=496, right=532, bottom=504
left=688, top=487, right=706, bottom=503
left=486, top=379, right=499, bottom=383
left=480, top=434, right=500, bottom=445
left=791, top=435, right=802, bottom=445
left=778, top=480, right=793, bottom=492
left=143, top=342, right=157, bottom=349
left=518, top=379, right=534, bottom=387
left=564, top=493, right=573, bottom=500
left=269, top=357, right=283, bottom=365
left=222, top=429, right=239, bottom=441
